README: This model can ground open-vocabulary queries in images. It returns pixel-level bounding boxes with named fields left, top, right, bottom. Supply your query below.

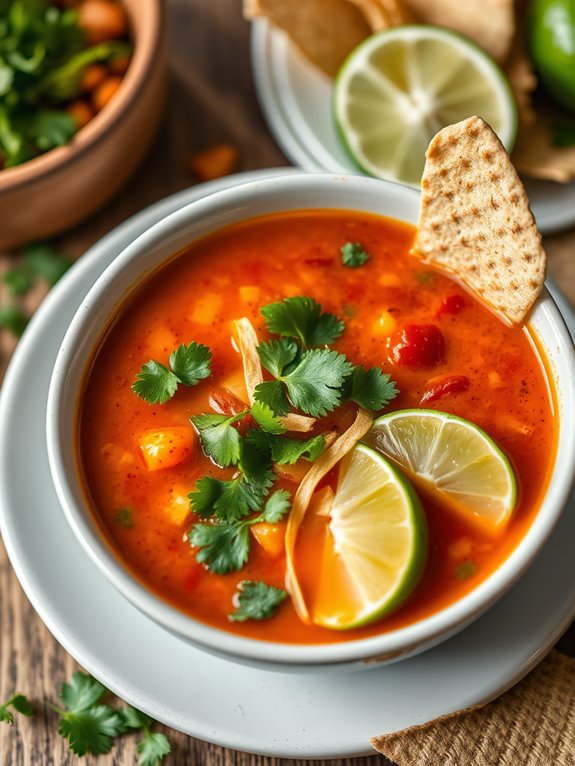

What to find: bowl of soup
left=46, top=173, right=575, bottom=669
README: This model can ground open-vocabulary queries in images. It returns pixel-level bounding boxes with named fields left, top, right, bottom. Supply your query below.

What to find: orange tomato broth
left=78, top=210, right=557, bottom=644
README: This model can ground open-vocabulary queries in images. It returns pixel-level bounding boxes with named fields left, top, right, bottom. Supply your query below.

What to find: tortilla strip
left=415, top=116, right=546, bottom=326
left=243, top=0, right=371, bottom=77
left=285, top=406, right=374, bottom=623
left=402, top=0, right=515, bottom=65
left=232, top=317, right=316, bottom=432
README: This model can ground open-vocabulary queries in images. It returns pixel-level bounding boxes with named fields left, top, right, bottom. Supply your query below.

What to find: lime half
left=311, top=444, right=427, bottom=629
left=364, top=409, right=517, bottom=531
left=333, top=25, right=518, bottom=186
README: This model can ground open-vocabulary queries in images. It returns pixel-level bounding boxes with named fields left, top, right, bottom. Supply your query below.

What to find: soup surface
left=79, top=210, right=556, bottom=643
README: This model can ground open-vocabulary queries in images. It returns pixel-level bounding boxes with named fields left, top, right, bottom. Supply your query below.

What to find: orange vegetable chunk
left=250, top=522, right=286, bottom=557
left=188, top=144, right=239, bottom=181
left=139, top=427, right=196, bottom=471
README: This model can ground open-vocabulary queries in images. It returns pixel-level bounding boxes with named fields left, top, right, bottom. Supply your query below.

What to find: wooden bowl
left=0, top=0, right=166, bottom=249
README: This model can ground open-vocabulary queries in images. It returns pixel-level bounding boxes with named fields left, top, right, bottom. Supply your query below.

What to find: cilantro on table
left=3, top=242, right=73, bottom=298
left=0, top=1, right=130, bottom=167
left=133, top=342, right=212, bottom=405
left=261, top=295, right=344, bottom=347
left=229, top=581, right=288, bottom=622
left=0, top=693, right=34, bottom=724
left=0, top=304, right=28, bottom=337
left=188, top=489, right=291, bottom=574
left=341, top=242, right=370, bottom=268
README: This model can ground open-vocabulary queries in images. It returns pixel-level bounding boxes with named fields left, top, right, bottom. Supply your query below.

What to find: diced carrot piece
left=372, top=309, right=397, bottom=336
left=190, top=292, right=222, bottom=324
left=251, top=522, right=286, bottom=557
left=100, top=442, right=134, bottom=469
left=188, top=144, right=239, bottom=181
left=139, top=427, right=196, bottom=471
left=81, top=63, right=107, bottom=93
left=67, top=100, right=95, bottom=129
left=164, top=487, right=191, bottom=525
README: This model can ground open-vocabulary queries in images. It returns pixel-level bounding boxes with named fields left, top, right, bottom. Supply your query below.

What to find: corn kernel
left=373, top=310, right=397, bottom=336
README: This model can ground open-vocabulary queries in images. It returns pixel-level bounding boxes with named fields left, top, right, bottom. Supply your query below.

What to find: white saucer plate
left=251, top=22, right=575, bottom=236
left=1, top=170, right=575, bottom=759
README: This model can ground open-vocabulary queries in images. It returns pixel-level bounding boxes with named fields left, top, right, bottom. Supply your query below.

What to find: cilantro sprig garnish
left=0, top=693, right=34, bottom=724
left=229, top=581, right=288, bottom=622
left=133, top=342, right=212, bottom=405
left=341, top=242, right=370, bottom=268
left=191, top=410, right=248, bottom=467
left=188, top=489, right=291, bottom=574
left=247, top=429, right=325, bottom=465
left=346, top=366, right=399, bottom=410
left=261, top=296, right=344, bottom=347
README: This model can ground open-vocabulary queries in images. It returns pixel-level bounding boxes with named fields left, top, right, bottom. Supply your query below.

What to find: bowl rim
left=46, top=172, right=575, bottom=666
left=0, top=0, right=163, bottom=193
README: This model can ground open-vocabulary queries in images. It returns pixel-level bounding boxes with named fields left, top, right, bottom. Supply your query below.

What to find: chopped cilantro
left=261, top=489, right=292, bottom=523
left=3, top=266, right=35, bottom=296
left=191, top=410, right=248, bottom=467
left=261, top=296, right=344, bottom=347
left=256, top=347, right=354, bottom=417
left=552, top=121, right=575, bottom=148
left=0, top=304, right=28, bottom=337
left=0, top=693, right=34, bottom=725
left=346, top=366, right=399, bottom=410
left=133, top=342, right=212, bottom=405
left=247, top=429, right=324, bottom=465
left=188, top=521, right=251, bottom=574
left=113, top=508, right=134, bottom=528
left=341, top=242, right=370, bottom=268
left=250, top=400, right=287, bottom=434
left=229, top=581, right=288, bottom=622
left=455, top=560, right=478, bottom=580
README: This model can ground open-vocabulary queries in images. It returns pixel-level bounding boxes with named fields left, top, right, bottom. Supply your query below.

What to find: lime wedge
left=364, top=409, right=517, bottom=531
left=333, top=25, right=518, bottom=186
left=311, top=444, right=427, bottom=629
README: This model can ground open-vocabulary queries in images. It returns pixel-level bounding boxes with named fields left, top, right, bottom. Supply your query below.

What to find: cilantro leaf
left=3, top=265, right=34, bottom=296
left=261, top=489, right=291, bottom=523
left=34, top=110, right=76, bottom=151
left=253, top=380, right=290, bottom=415
left=137, top=731, right=171, bottom=766
left=265, top=433, right=325, bottom=465
left=118, top=706, right=152, bottom=731
left=132, top=360, right=179, bottom=405
left=250, top=400, right=286, bottom=434
left=341, top=242, right=370, bottom=268
left=169, top=342, right=211, bottom=386
left=0, top=304, right=28, bottom=337
left=23, top=242, right=73, bottom=286
left=346, top=366, right=399, bottom=410
left=188, top=522, right=250, bottom=574
left=188, top=476, right=222, bottom=518
left=58, top=705, right=123, bottom=756
left=0, top=693, right=34, bottom=724
left=229, top=581, right=288, bottom=622
left=60, top=672, right=107, bottom=713
left=280, top=349, right=354, bottom=417
left=261, top=296, right=344, bottom=347
left=257, top=338, right=298, bottom=377
left=214, top=478, right=264, bottom=522
left=191, top=411, right=247, bottom=467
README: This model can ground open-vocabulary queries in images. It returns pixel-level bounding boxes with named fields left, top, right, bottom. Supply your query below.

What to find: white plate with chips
left=2, top=170, right=575, bottom=758
left=251, top=21, right=575, bottom=236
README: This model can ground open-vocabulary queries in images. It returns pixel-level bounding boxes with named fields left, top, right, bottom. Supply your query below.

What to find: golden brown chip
left=402, top=0, right=515, bottom=64
left=243, top=0, right=371, bottom=77
left=415, top=116, right=546, bottom=326
left=347, top=0, right=411, bottom=30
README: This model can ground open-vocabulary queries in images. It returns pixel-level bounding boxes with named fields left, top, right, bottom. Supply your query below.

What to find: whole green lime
left=528, top=0, right=575, bottom=113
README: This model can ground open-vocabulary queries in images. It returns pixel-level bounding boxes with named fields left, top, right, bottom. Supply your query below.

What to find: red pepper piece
left=420, top=375, right=471, bottom=404
left=208, top=389, right=246, bottom=416
left=304, top=257, right=334, bottom=267
left=390, top=324, right=445, bottom=367
left=436, top=294, right=465, bottom=318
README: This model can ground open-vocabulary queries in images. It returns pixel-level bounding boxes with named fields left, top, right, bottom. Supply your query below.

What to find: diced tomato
left=139, top=427, right=196, bottom=471
left=420, top=375, right=471, bottom=404
left=304, top=257, right=334, bottom=267
left=436, top=294, right=465, bottom=318
left=389, top=324, right=445, bottom=367
left=208, top=389, right=246, bottom=416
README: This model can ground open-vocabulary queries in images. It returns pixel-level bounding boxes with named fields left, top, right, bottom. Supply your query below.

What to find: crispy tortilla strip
left=513, top=104, right=575, bottom=183
left=402, top=0, right=514, bottom=64
left=415, top=116, right=546, bottom=326
left=309, top=485, right=336, bottom=517
left=347, top=0, right=411, bottom=29
left=243, top=0, right=371, bottom=77
left=233, top=317, right=316, bottom=432
left=285, top=407, right=373, bottom=623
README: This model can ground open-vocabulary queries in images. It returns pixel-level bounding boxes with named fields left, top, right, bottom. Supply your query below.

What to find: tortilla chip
left=402, top=0, right=515, bottom=64
left=513, top=102, right=575, bottom=183
left=347, top=0, right=411, bottom=29
left=243, top=0, right=372, bottom=77
left=285, top=406, right=374, bottom=622
left=415, top=116, right=546, bottom=325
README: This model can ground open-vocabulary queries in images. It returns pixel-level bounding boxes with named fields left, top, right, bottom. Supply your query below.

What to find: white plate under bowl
left=251, top=22, right=575, bottom=236
left=1, top=169, right=575, bottom=759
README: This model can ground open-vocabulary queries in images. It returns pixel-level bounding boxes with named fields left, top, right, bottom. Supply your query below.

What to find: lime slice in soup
left=310, top=444, right=427, bottom=630
left=364, top=409, right=517, bottom=531
left=333, top=25, right=518, bottom=186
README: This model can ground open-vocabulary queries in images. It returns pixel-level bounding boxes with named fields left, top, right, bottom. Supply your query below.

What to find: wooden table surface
left=1, top=1, right=575, bottom=764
